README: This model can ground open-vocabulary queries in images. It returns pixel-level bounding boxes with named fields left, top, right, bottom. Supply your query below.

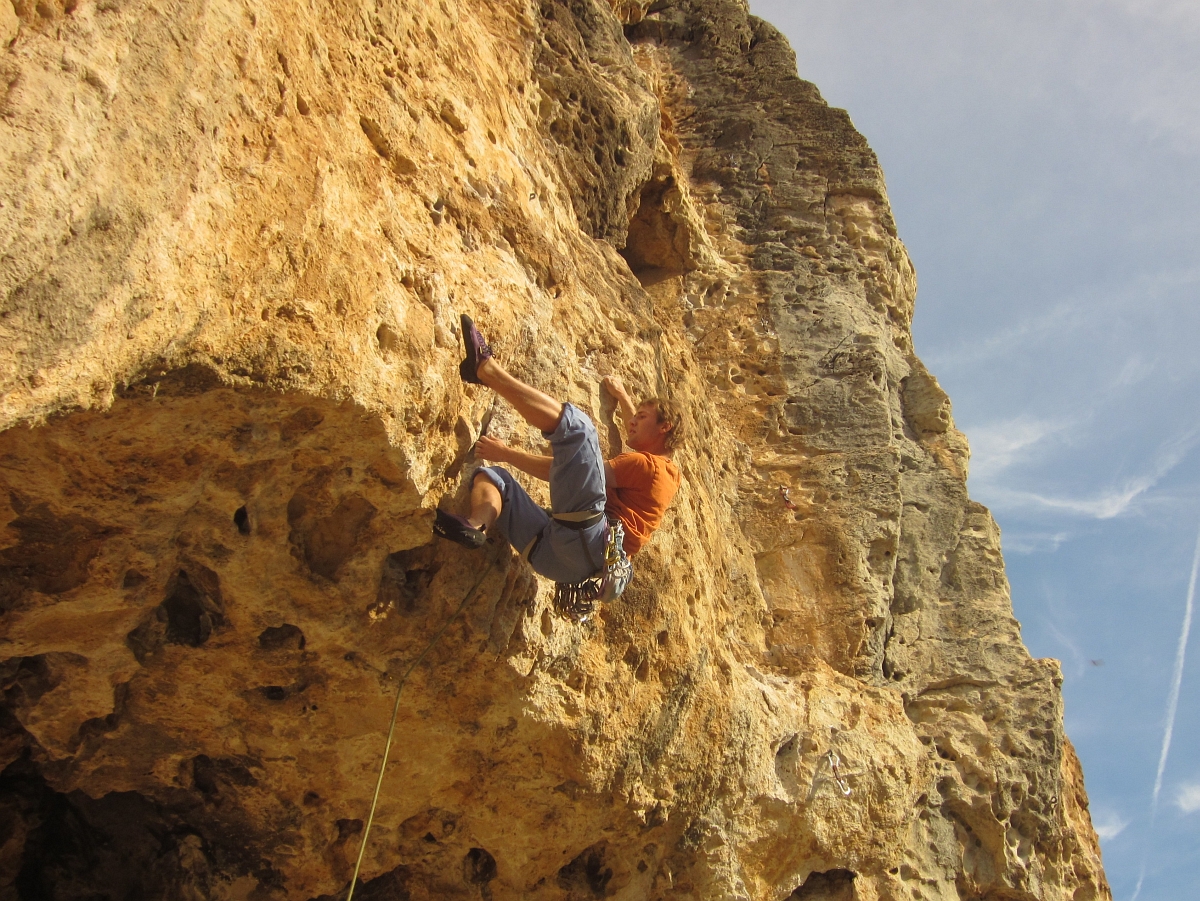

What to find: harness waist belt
left=549, top=510, right=605, bottom=531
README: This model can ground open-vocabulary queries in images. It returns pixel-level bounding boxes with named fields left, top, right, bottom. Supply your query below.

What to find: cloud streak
left=1150, top=525, right=1200, bottom=810
left=979, top=430, right=1197, bottom=520
left=965, top=417, right=1061, bottom=481
left=1131, top=520, right=1200, bottom=900
left=1002, top=530, right=1071, bottom=555
left=992, top=482, right=1161, bottom=520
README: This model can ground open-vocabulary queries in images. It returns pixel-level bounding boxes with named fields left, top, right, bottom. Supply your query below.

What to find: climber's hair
left=640, top=397, right=683, bottom=451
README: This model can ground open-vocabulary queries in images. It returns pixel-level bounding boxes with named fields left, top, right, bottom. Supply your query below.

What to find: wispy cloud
left=1111, top=354, right=1154, bottom=390
left=924, top=304, right=1081, bottom=372
left=1002, top=530, right=1071, bottom=555
left=1060, top=0, right=1200, bottom=151
left=991, top=482, right=1159, bottom=520
left=1092, top=809, right=1130, bottom=841
left=1043, top=616, right=1087, bottom=680
left=982, top=430, right=1198, bottom=520
left=966, top=417, right=1061, bottom=481
left=1176, top=782, right=1200, bottom=814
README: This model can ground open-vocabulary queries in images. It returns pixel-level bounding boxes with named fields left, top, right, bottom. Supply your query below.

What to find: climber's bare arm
left=601, top=375, right=637, bottom=424
left=475, top=435, right=553, bottom=481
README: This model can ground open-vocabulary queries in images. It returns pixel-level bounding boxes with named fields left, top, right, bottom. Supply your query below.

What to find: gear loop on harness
left=549, top=513, right=632, bottom=622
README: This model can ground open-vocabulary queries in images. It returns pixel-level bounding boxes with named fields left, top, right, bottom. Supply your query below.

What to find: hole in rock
left=1, top=653, right=86, bottom=710
left=162, top=567, right=224, bottom=647
left=287, top=485, right=377, bottom=582
left=335, top=818, right=363, bottom=842
left=788, top=868, right=856, bottom=900
left=260, top=685, right=287, bottom=701
left=234, top=505, right=251, bottom=534
left=1, top=367, right=415, bottom=659
left=280, top=405, right=325, bottom=443
left=557, top=842, right=613, bottom=898
left=128, top=570, right=222, bottom=661
left=258, top=624, right=306, bottom=650
left=619, top=169, right=694, bottom=287
left=344, top=865, right=410, bottom=899
left=773, top=733, right=805, bottom=798
left=376, top=323, right=401, bottom=354
left=359, top=116, right=391, bottom=161
left=0, top=499, right=116, bottom=612
left=192, top=754, right=258, bottom=797
left=377, top=545, right=441, bottom=615
left=0, top=752, right=249, bottom=897
left=463, top=847, right=497, bottom=885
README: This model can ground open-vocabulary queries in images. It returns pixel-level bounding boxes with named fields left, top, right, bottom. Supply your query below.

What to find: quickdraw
left=824, top=749, right=852, bottom=796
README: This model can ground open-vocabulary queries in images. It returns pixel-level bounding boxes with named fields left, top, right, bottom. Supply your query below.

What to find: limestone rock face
left=0, top=1, right=1109, bottom=900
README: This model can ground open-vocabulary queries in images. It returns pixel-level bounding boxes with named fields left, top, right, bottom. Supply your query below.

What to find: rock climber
left=434, top=315, right=681, bottom=591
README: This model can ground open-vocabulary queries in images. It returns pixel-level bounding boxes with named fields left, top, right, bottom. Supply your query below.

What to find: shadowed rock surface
left=0, top=0, right=1108, bottom=899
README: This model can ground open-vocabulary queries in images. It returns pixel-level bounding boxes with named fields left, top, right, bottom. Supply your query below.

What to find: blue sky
left=747, top=2, right=1200, bottom=898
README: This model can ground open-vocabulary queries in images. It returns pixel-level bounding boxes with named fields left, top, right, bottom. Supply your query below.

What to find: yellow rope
left=345, top=560, right=497, bottom=901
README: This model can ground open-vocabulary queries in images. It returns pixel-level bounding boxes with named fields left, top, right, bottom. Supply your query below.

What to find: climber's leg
left=460, top=315, right=563, bottom=433
left=456, top=317, right=602, bottom=581
left=471, top=467, right=550, bottom=557
left=542, top=404, right=607, bottom=517
left=469, top=443, right=605, bottom=583
left=467, top=471, right=502, bottom=531
left=536, top=404, right=609, bottom=583
left=433, top=508, right=485, bottom=549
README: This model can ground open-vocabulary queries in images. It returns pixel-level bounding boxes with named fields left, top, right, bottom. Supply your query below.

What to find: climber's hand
left=473, top=434, right=512, bottom=463
left=601, top=374, right=627, bottom=399
left=601, top=375, right=635, bottom=422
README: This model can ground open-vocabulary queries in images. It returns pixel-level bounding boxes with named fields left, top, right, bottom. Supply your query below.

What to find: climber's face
left=625, top=403, right=672, bottom=454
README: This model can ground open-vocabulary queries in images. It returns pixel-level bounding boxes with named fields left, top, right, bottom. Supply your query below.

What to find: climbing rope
left=345, top=559, right=498, bottom=901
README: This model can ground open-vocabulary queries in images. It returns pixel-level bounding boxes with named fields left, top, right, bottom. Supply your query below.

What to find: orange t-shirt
left=605, top=452, right=680, bottom=555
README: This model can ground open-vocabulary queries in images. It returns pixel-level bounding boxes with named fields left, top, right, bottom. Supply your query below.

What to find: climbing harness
left=345, top=560, right=498, bottom=901
left=547, top=512, right=633, bottom=622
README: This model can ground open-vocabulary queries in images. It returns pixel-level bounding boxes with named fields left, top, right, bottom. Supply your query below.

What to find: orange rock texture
left=0, top=1, right=1110, bottom=899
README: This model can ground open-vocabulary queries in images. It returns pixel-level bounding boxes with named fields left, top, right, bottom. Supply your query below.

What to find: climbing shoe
left=434, top=509, right=486, bottom=549
left=459, top=314, right=493, bottom=385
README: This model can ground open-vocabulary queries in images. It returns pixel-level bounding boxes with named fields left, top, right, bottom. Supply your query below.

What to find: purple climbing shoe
left=459, top=314, right=493, bottom=385
left=434, top=509, right=486, bottom=549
